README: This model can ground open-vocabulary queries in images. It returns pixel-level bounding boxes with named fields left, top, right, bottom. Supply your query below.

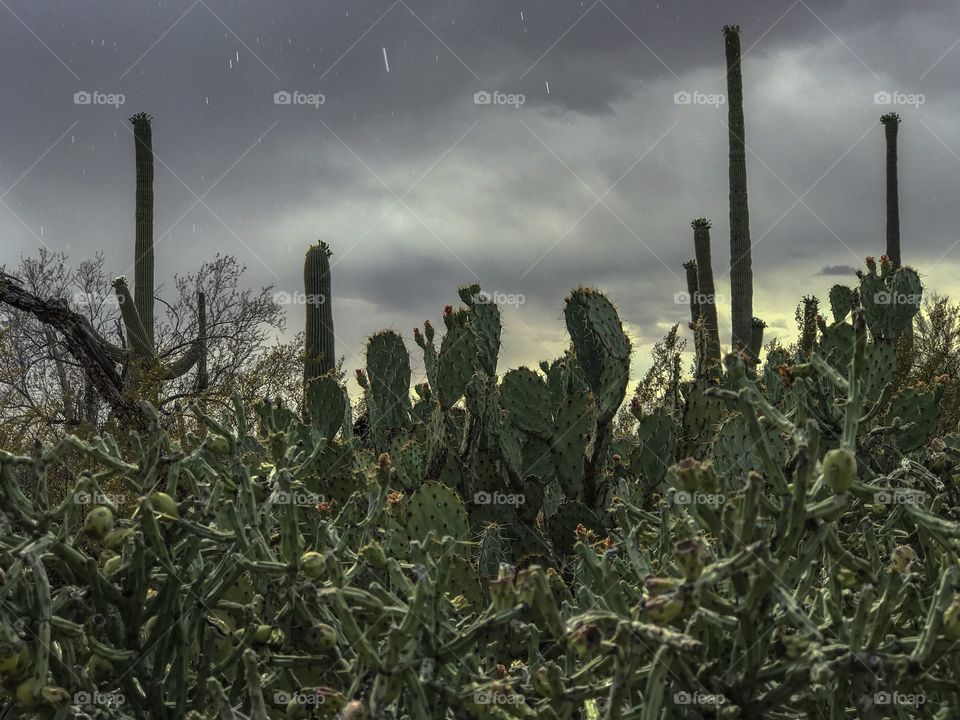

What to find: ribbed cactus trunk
left=748, top=317, right=766, bottom=375
left=800, top=296, right=819, bottom=358
left=692, top=219, right=721, bottom=371
left=304, top=242, right=335, bottom=388
left=683, top=260, right=701, bottom=327
left=131, top=113, right=155, bottom=348
left=881, top=113, right=901, bottom=268
left=724, top=25, right=754, bottom=352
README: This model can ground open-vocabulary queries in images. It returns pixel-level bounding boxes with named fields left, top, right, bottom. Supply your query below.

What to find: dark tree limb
left=0, top=272, right=145, bottom=427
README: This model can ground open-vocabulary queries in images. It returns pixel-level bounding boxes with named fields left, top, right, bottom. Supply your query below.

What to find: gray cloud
left=816, top=265, right=859, bottom=276
left=2, top=0, right=960, bottom=387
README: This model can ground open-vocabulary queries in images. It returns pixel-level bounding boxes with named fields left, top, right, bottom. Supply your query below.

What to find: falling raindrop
left=229, top=59, right=233, bottom=69
left=520, top=10, right=524, bottom=20
left=545, top=81, right=550, bottom=94
left=382, top=47, right=390, bottom=72
left=205, top=96, right=209, bottom=104
left=40, top=226, right=44, bottom=236
left=71, top=134, right=75, bottom=143
left=236, top=51, right=239, bottom=62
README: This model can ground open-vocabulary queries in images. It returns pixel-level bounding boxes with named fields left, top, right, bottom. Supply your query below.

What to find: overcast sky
left=2, top=0, right=959, bottom=389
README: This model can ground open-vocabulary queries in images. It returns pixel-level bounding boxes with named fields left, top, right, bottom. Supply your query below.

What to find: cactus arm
left=130, top=112, right=155, bottom=347
left=161, top=342, right=200, bottom=380
left=682, top=259, right=700, bottom=327
left=113, top=277, right=157, bottom=362
left=304, top=241, right=335, bottom=387
left=880, top=113, right=901, bottom=267
left=724, top=25, right=754, bottom=351
left=691, top=219, right=721, bottom=371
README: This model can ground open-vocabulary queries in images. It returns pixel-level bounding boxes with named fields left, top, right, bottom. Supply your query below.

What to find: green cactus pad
left=445, top=554, right=486, bottom=611
left=551, top=387, right=597, bottom=499
left=885, top=384, right=943, bottom=452
left=681, top=379, right=725, bottom=458
left=828, top=285, right=855, bottom=323
left=712, top=414, right=788, bottom=486
left=437, top=309, right=475, bottom=409
left=404, top=482, right=469, bottom=550
left=305, top=373, right=346, bottom=441
left=304, top=440, right=359, bottom=504
left=819, top=321, right=855, bottom=375
left=864, top=339, right=898, bottom=402
left=366, top=330, right=412, bottom=429
left=634, top=407, right=677, bottom=487
left=468, top=299, right=501, bottom=377
left=500, top=367, right=553, bottom=439
left=859, top=266, right=922, bottom=339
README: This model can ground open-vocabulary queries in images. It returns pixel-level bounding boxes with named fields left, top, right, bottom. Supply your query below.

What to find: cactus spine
left=691, top=219, right=721, bottom=372
left=724, top=25, right=754, bottom=352
left=131, top=113, right=155, bottom=347
left=304, top=242, right=335, bottom=387
left=881, top=113, right=901, bottom=267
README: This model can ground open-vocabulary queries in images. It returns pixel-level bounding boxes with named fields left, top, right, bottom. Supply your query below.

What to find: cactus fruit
left=822, top=448, right=857, bottom=493
left=83, top=506, right=115, bottom=539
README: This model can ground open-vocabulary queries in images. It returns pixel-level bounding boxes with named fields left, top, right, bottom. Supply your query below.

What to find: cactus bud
left=207, top=435, right=231, bottom=456
left=83, top=506, right=115, bottom=540
left=301, top=551, right=325, bottom=579
left=304, top=623, right=337, bottom=651
left=341, top=700, right=368, bottom=720
left=147, top=492, right=179, bottom=520
left=104, top=527, right=134, bottom=551
left=644, top=576, right=681, bottom=596
left=673, top=538, right=706, bottom=581
left=671, top=457, right=703, bottom=492
left=566, top=622, right=602, bottom=655
left=890, top=545, right=917, bottom=574
left=413, top=326, right=424, bottom=348
left=822, top=448, right=857, bottom=493
left=359, top=542, right=388, bottom=569
left=102, top=555, right=123, bottom=576
left=643, top=592, right=684, bottom=625
left=0, top=642, right=28, bottom=675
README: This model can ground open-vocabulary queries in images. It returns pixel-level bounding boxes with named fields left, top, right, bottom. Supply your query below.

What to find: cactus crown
left=880, top=112, right=901, bottom=125
left=691, top=218, right=712, bottom=229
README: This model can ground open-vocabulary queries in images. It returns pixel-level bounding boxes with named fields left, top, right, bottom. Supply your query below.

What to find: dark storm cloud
left=2, top=0, right=960, bottom=381
left=817, top=265, right=859, bottom=276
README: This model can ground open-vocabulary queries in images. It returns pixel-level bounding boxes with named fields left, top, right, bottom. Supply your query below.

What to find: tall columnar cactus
left=748, top=316, right=766, bottom=367
left=799, top=296, right=819, bottom=358
left=682, top=260, right=700, bottom=328
left=131, top=113, right=155, bottom=347
left=724, top=25, right=754, bottom=352
left=691, top=219, right=721, bottom=372
left=304, top=242, right=335, bottom=387
left=881, top=113, right=901, bottom=267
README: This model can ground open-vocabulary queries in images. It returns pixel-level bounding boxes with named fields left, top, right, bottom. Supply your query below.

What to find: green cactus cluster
left=2, top=23, right=958, bottom=720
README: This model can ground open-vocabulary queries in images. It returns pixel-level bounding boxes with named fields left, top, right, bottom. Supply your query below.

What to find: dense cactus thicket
left=3, top=24, right=960, bottom=720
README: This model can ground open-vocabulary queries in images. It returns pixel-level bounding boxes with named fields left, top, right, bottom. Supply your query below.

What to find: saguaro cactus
left=724, top=25, right=754, bottom=352
left=880, top=113, right=901, bottom=267
left=692, top=219, right=721, bottom=371
left=131, top=112, right=155, bottom=347
left=682, top=260, right=700, bottom=328
left=304, top=242, right=335, bottom=386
